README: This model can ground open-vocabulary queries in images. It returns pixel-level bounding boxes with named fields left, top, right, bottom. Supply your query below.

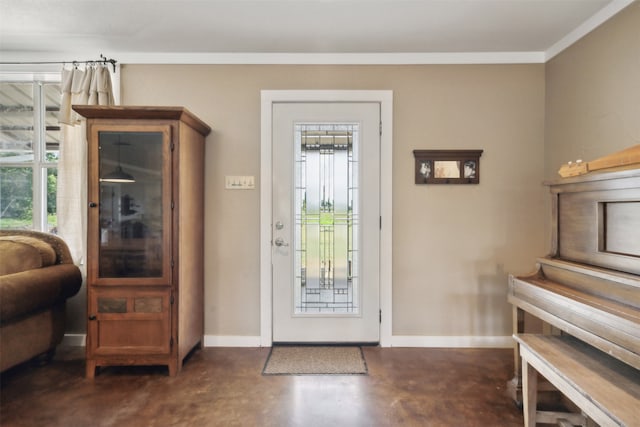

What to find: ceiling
left=0, top=0, right=634, bottom=64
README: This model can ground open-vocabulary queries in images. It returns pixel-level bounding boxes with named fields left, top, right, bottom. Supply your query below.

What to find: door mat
left=262, top=346, right=368, bottom=375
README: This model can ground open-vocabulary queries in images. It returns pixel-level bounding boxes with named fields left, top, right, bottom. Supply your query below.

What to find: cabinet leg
left=86, top=360, right=97, bottom=379
left=167, top=361, right=179, bottom=377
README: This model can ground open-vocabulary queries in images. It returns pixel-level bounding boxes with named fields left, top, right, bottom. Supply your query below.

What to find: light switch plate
left=225, top=175, right=255, bottom=189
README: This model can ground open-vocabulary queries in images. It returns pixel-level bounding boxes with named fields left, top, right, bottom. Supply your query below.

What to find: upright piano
left=507, top=162, right=640, bottom=409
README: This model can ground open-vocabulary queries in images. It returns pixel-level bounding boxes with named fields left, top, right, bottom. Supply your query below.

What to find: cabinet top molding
left=72, top=105, right=212, bottom=137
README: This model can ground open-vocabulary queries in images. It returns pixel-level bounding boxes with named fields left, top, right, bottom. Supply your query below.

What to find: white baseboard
left=62, top=334, right=86, bottom=347
left=203, top=335, right=514, bottom=348
left=391, top=335, right=514, bottom=348
left=64, top=333, right=513, bottom=348
left=203, top=335, right=262, bottom=347
left=61, top=334, right=262, bottom=348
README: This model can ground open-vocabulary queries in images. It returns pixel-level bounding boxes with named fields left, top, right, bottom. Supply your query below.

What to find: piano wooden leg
left=522, top=358, right=538, bottom=427
left=507, top=306, right=525, bottom=405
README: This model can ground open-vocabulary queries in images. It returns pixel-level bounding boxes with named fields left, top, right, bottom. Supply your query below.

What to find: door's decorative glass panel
left=294, top=124, right=359, bottom=314
left=98, top=132, right=164, bottom=278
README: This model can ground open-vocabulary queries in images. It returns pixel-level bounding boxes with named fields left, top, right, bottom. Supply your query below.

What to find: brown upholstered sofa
left=0, top=230, right=82, bottom=372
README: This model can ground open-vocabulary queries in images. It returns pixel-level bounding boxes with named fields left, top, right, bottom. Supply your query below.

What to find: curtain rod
left=0, top=54, right=117, bottom=73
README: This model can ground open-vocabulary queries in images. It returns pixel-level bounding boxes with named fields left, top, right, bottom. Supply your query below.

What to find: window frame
left=1, top=72, right=61, bottom=232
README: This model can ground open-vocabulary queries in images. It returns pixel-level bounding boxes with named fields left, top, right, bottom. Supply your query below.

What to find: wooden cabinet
left=74, top=106, right=211, bottom=378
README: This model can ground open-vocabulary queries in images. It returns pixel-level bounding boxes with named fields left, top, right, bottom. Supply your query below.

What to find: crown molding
left=112, top=51, right=546, bottom=65
left=545, top=0, right=635, bottom=61
left=1, top=51, right=546, bottom=66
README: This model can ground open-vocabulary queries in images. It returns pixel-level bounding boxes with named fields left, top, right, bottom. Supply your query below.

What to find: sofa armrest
left=0, top=264, right=82, bottom=322
left=0, top=230, right=75, bottom=265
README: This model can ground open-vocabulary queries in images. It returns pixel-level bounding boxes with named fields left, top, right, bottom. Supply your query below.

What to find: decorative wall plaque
left=413, top=149, right=483, bottom=184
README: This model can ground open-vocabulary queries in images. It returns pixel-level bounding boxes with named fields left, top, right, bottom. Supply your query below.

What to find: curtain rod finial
left=99, top=54, right=117, bottom=73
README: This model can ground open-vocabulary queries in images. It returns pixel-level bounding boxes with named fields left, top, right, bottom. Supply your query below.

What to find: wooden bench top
left=515, top=334, right=640, bottom=426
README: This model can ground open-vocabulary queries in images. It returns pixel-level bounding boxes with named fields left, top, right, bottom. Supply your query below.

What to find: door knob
left=274, top=237, right=289, bottom=247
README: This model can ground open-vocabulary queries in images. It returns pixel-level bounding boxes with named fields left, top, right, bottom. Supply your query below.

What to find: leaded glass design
left=294, top=123, right=359, bottom=314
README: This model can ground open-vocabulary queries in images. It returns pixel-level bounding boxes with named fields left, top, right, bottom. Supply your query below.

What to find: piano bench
left=514, top=334, right=640, bottom=427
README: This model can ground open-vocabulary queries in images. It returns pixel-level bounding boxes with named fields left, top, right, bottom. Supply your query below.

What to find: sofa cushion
left=0, top=264, right=82, bottom=322
left=0, top=236, right=57, bottom=275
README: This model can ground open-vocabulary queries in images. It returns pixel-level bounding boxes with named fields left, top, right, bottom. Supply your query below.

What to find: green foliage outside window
left=0, top=167, right=33, bottom=227
left=0, top=157, right=57, bottom=230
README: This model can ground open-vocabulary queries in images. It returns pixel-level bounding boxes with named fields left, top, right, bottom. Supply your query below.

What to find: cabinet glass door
left=92, top=128, right=171, bottom=282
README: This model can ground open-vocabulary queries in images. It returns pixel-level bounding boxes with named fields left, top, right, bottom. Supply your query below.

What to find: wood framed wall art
left=413, top=149, right=483, bottom=184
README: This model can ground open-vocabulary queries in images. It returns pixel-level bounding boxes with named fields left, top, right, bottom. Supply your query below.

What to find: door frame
left=260, top=90, right=393, bottom=347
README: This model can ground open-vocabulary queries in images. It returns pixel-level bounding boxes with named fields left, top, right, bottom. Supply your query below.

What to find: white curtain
left=57, top=65, right=114, bottom=264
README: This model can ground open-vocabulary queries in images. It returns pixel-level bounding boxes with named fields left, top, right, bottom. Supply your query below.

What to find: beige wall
left=61, top=2, right=638, bottom=343
left=545, top=1, right=640, bottom=179
left=98, top=64, right=544, bottom=340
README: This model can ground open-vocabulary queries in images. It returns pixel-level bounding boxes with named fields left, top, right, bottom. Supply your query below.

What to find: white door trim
left=260, top=90, right=393, bottom=347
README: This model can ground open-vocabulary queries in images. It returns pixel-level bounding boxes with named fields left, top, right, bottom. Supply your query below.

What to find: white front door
left=272, top=102, right=381, bottom=343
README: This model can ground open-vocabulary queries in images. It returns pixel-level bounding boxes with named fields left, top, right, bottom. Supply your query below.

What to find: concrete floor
left=1, top=346, right=523, bottom=426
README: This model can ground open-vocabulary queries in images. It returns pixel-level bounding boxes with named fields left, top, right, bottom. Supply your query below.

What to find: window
left=0, top=76, right=61, bottom=232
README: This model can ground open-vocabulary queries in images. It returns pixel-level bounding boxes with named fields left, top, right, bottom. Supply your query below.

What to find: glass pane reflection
left=98, top=132, right=163, bottom=278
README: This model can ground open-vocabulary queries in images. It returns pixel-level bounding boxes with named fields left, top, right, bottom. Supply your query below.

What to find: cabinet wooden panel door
left=75, top=105, right=211, bottom=378
left=88, top=287, right=171, bottom=355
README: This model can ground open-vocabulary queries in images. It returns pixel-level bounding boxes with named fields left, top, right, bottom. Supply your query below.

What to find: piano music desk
left=515, top=334, right=640, bottom=427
